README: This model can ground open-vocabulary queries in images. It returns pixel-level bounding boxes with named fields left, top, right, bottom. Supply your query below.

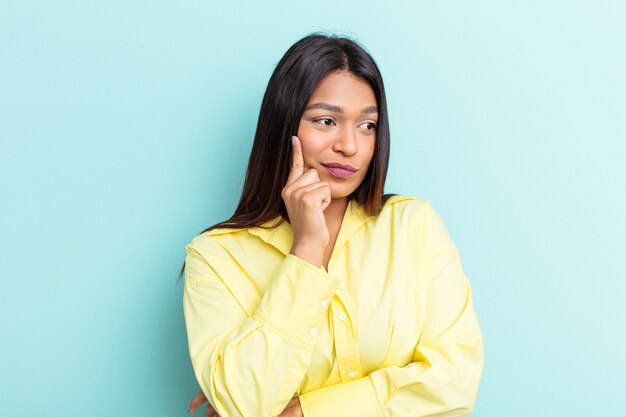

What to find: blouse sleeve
left=183, top=236, right=340, bottom=417
left=298, top=202, right=484, bottom=417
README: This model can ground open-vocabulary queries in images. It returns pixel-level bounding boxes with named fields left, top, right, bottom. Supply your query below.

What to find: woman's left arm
left=188, top=392, right=303, bottom=416
left=297, top=203, right=485, bottom=417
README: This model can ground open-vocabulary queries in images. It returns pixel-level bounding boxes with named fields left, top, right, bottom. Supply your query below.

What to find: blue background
left=1, top=1, right=624, bottom=416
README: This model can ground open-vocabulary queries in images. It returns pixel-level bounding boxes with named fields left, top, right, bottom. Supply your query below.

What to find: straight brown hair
left=178, top=32, right=396, bottom=281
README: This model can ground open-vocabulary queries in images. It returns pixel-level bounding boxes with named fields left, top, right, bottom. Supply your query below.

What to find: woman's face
left=297, top=70, right=378, bottom=199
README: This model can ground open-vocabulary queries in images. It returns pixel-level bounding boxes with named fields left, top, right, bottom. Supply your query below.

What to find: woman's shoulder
left=381, top=193, right=430, bottom=216
left=186, top=215, right=286, bottom=257
left=186, top=224, right=250, bottom=257
left=387, top=195, right=457, bottom=253
left=380, top=194, right=453, bottom=244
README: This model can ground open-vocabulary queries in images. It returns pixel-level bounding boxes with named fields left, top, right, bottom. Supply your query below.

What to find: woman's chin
left=330, top=187, right=356, bottom=200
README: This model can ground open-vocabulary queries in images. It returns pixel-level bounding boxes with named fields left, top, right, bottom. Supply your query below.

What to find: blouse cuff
left=299, top=377, right=383, bottom=417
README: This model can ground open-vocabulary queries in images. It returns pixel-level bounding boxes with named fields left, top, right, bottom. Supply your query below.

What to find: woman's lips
left=323, top=165, right=357, bottom=178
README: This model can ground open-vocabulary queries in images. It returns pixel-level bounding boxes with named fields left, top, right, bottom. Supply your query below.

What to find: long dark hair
left=177, top=32, right=395, bottom=281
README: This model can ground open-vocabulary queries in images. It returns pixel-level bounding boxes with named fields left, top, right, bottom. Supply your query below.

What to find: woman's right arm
left=183, top=238, right=336, bottom=417
left=184, top=135, right=333, bottom=417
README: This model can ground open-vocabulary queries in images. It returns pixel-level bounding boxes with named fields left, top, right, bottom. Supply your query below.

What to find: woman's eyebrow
left=304, top=102, right=378, bottom=114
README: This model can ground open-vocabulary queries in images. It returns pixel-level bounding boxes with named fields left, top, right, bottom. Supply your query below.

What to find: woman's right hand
left=281, top=135, right=330, bottom=260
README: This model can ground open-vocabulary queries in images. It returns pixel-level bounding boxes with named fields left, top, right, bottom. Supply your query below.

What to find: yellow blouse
left=182, top=195, right=484, bottom=417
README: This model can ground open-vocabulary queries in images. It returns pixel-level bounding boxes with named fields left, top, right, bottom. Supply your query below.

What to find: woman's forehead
left=306, top=72, right=377, bottom=111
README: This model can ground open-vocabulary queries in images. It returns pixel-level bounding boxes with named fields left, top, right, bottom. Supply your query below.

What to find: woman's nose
left=333, top=126, right=358, bottom=155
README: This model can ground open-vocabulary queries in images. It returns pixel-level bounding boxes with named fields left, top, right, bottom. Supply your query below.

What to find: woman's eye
left=314, top=118, right=334, bottom=126
left=362, top=122, right=377, bottom=130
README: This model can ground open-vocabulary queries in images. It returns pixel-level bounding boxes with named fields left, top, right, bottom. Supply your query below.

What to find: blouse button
left=320, top=300, right=328, bottom=308
left=309, top=327, right=318, bottom=337
left=347, top=371, right=357, bottom=378
left=338, top=312, right=347, bottom=321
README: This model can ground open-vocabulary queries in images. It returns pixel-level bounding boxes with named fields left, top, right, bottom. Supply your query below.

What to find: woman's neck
left=324, top=197, right=349, bottom=225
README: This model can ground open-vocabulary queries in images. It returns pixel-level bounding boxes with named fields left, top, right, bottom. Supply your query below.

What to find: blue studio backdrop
left=1, top=1, right=625, bottom=416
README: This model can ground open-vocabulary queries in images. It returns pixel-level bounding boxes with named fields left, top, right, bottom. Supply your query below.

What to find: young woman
left=180, top=33, right=484, bottom=417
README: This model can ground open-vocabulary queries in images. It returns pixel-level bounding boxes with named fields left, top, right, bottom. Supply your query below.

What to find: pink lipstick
left=322, top=162, right=357, bottom=178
